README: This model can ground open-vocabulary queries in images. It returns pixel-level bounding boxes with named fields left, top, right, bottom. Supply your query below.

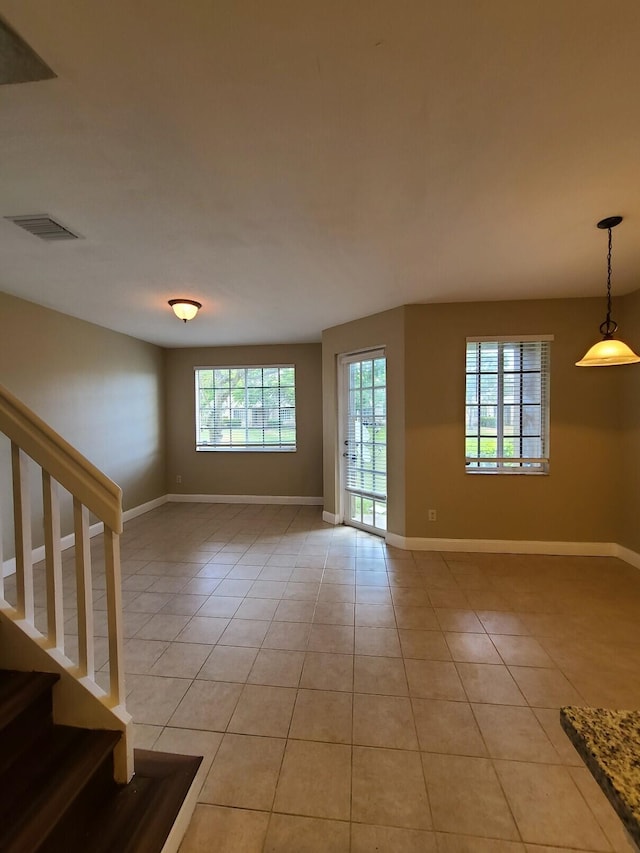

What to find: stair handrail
left=0, top=383, right=122, bottom=533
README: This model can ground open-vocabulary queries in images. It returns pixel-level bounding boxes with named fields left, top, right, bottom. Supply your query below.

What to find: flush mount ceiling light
left=576, top=216, right=640, bottom=367
left=168, top=298, right=202, bottom=322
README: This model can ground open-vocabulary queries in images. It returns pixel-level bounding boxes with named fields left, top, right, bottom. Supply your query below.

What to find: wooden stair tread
left=0, top=725, right=121, bottom=853
left=0, top=669, right=58, bottom=730
left=0, top=670, right=58, bottom=776
left=41, top=749, right=203, bottom=853
left=0, top=667, right=201, bottom=852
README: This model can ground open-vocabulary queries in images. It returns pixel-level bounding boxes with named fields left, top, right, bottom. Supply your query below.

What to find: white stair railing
left=0, top=382, right=131, bottom=782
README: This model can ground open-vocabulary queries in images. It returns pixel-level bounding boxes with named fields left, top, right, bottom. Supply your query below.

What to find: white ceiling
left=1, top=1, right=639, bottom=348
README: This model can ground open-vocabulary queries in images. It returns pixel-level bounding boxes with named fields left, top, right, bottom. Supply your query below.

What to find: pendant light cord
left=606, top=227, right=613, bottom=326
left=601, top=226, right=618, bottom=338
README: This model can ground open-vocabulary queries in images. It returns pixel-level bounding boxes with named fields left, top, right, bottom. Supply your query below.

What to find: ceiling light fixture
left=576, top=216, right=640, bottom=367
left=168, top=298, right=202, bottom=322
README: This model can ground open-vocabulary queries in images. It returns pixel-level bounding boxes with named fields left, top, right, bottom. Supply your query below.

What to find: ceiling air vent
left=5, top=215, right=80, bottom=241
left=0, top=17, right=56, bottom=85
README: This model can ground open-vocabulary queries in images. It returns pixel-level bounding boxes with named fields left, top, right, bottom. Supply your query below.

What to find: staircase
left=1, top=383, right=203, bottom=851
left=0, top=669, right=202, bottom=853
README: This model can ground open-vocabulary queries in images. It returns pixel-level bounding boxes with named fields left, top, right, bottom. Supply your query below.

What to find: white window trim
left=467, top=335, right=555, bottom=343
left=194, top=364, right=297, bottom=452
left=465, top=336, right=552, bottom=475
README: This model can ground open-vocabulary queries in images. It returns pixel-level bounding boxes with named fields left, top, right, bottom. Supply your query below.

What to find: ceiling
left=1, top=1, right=639, bottom=348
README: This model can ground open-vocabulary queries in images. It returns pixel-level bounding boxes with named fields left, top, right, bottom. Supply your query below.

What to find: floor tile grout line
left=11, top=505, right=640, bottom=850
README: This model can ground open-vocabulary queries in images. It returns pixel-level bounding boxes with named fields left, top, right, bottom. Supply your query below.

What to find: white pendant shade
left=576, top=337, right=640, bottom=367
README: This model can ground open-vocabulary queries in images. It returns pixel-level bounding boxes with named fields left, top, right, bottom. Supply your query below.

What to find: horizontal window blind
left=345, top=354, right=387, bottom=500
left=465, top=339, right=550, bottom=473
left=195, top=365, right=296, bottom=451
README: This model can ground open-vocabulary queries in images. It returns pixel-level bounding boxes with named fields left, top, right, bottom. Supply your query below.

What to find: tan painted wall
left=164, top=344, right=323, bottom=497
left=322, top=298, right=625, bottom=545
left=2, top=286, right=634, bottom=557
left=0, top=291, right=166, bottom=557
left=618, top=288, right=640, bottom=553
left=404, top=299, right=623, bottom=542
left=322, top=307, right=405, bottom=535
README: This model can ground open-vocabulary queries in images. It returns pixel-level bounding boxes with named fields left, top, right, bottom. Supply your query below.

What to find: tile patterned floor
left=4, top=502, right=640, bottom=852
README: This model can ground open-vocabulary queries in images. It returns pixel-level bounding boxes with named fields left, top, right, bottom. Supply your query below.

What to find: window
left=465, top=337, right=551, bottom=473
left=195, top=365, right=296, bottom=451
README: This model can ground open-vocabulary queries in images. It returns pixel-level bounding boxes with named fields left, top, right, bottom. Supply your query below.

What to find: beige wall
left=322, top=298, right=625, bottom=545
left=618, top=288, right=640, bottom=552
left=0, top=291, right=166, bottom=556
left=164, top=344, right=323, bottom=497
left=3, top=285, right=636, bottom=556
left=404, top=299, right=622, bottom=543
left=322, top=307, right=406, bottom=535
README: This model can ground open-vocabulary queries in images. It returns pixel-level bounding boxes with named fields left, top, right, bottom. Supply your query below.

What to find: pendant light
left=576, top=216, right=640, bottom=366
left=168, top=298, right=202, bottom=322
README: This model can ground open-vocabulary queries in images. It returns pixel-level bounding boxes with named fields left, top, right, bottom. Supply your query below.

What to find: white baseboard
left=385, top=532, right=619, bottom=558
left=322, top=511, right=340, bottom=525
left=2, top=555, right=16, bottom=578
left=2, top=493, right=319, bottom=577
left=2, top=519, right=105, bottom=579
left=6, top=490, right=639, bottom=577
left=2, top=494, right=168, bottom=578
left=167, top=493, right=323, bottom=506
left=122, top=494, right=168, bottom=522
left=612, top=543, right=640, bottom=570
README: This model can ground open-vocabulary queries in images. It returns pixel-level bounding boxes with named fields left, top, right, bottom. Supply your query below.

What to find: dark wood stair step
left=0, top=725, right=121, bottom=853
left=0, top=669, right=59, bottom=731
left=0, top=668, right=200, bottom=851
left=41, top=749, right=203, bottom=853
left=0, top=669, right=60, bottom=776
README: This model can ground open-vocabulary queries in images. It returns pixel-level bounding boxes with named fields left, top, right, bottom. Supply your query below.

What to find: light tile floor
left=5, top=502, right=640, bottom=852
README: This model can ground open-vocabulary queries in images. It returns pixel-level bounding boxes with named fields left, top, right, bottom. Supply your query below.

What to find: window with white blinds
left=465, top=337, right=551, bottom=473
left=195, top=365, right=296, bottom=451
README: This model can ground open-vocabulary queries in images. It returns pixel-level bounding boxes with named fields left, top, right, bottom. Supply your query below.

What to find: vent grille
left=0, top=17, right=56, bottom=86
left=5, top=214, right=80, bottom=241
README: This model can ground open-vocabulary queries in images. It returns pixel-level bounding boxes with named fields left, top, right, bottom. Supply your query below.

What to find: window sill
left=465, top=468, right=548, bottom=476
left=196, top=446, right=296, bottom=453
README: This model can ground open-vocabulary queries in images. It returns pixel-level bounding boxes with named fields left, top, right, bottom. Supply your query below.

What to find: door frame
left=337, top=347, right=387, bottom=535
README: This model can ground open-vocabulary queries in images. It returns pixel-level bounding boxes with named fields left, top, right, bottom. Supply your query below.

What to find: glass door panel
left=341, top=351, right=387, bottom=534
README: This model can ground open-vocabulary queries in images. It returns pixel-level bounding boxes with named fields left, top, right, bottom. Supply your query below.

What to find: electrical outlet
left=176, top=474, right=182, bottom=484
left=428, top=509, right=437, bottom=522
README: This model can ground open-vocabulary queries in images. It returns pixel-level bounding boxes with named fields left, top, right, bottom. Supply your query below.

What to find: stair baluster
left=42, top=471, right=64, bottom=651
left=11, top=442, right=33, bottom=622
left=104, top=527, right=125, bottom=706
left=73, top=499, right=95, bottom=681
